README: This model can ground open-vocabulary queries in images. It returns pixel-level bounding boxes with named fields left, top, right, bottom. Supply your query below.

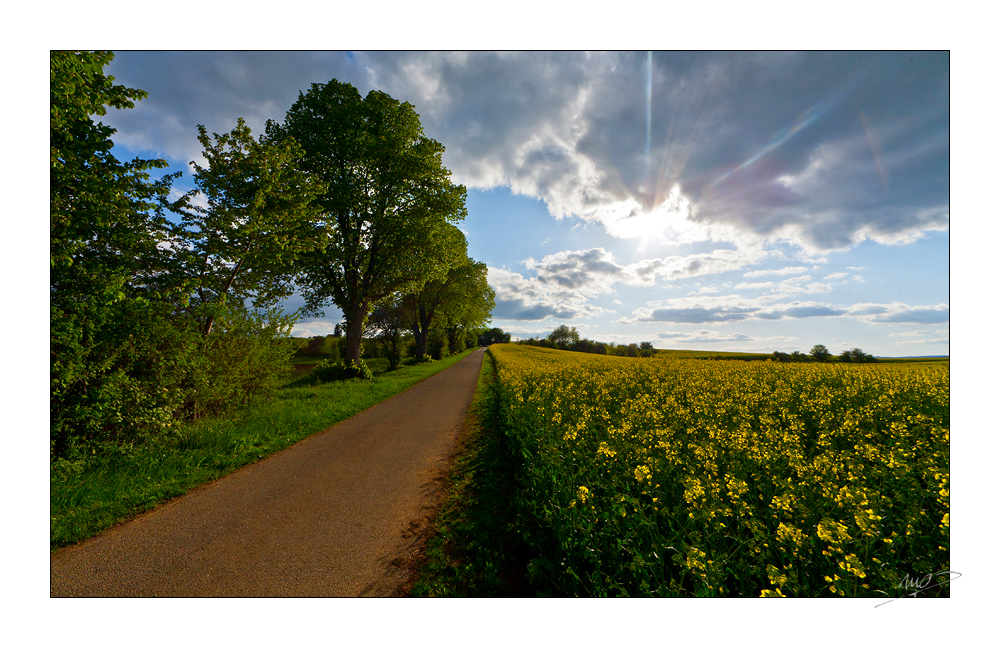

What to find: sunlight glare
left=605, top=185, right=695, bottom=245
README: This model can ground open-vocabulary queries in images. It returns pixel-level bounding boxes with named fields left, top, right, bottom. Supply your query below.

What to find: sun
left=605, top=186, right=694, bottom=249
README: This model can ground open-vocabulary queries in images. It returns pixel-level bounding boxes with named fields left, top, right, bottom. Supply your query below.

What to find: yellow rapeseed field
left=488, top=344, right=949, bottom=597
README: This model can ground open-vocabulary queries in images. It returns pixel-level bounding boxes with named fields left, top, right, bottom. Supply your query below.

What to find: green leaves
left=168, top=117, right=327, bottom=318
left=272, top=79, right=468, bottom=363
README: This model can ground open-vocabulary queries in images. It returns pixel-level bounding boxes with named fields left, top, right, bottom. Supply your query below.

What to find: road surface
left=50, top=348, right=486, bottom=597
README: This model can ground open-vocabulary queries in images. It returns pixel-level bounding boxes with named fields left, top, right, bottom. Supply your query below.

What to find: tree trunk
left=411, top=304, right=433, bottom=359
left=344, top=302, right=367, bottom=365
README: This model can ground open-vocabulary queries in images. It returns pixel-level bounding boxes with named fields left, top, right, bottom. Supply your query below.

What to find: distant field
left=653, top=349, right=771, bottom=361
left=654, top=348, right=949, bottom=368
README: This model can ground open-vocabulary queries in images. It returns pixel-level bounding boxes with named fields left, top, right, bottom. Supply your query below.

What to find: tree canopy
left=399, top=225, right=494, bottom=358
left=166, top=118, right=327, bottom=337
left=268, top=80, right=468, bottom=364
left=50, top=52, right=319, bottom=454
left=50, top=51, right=177, bottom=452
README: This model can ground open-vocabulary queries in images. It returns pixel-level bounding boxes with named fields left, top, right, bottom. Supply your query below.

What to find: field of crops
left=488, top=344, right=950, bottom=597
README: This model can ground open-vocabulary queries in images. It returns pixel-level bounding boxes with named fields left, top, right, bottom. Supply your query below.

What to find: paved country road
left=51, top=348, right=487, bottom=597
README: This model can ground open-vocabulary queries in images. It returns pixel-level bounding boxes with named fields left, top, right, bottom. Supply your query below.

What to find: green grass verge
left=51, top=348, right=477, bottom=551
left=408, top=351, right=532, bottom=596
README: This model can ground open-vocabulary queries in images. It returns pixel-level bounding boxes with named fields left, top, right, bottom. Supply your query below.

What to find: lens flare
left=646, top=50, right=653, bottom=180
left=859, top=110, right=888, bottom=194
left=706, top=69, right=867, bottom=190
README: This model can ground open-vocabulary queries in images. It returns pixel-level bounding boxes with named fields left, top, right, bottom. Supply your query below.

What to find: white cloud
left=525, top=246, right=767, bottom=295
left=620, top=296, right=949, bottom=326
left=290, top=320, right=339, bottom=338
left=733, top=281, right=776, bottom=291
left=743, top=266, right=809, bottom=278
left=656, top=329, right=797, bottom=344
left=823, top=272, right=849, bottom=280
left=894, top=338, right=950, bottom=346
left=492, top=246, right=776, bottom=322
left=488, top=266, right=610, bottom=321
left=888, top=330, right=932, bottom=337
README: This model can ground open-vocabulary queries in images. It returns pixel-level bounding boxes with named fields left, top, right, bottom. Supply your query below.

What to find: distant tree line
left=50, top=51, right=494, bottom=458
left=478, top=327, right=511, bottom=346
left=517, top=325, right=656, bottom=357
left=770, top=344, right=877, bottom=364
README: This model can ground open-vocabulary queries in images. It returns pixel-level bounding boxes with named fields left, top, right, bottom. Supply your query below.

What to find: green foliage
left=368, top=299, right=407, bottom=370
left=547, top=325, right=580, bottom=349
left=271, top=79, right=467, bottom=365
left=166, top=117, right=326, bottom=337
left=400, top=240, right=495, bottom=360
left=479, top=327, right=511, bottom=345
left=50, top=51, right=178, bottom=455
left=186, top=305, right=299, bottom=417
left=50, top=52, right=313, bottom=458
left=772, top=350, right=813, bottom=363
left=310, top=358, right=374, bottom=382
left=427, top=330, right=448, bottom=361
left=811, top=344, right=831, bottom=362
left=839, top=347, right=878, bottom=363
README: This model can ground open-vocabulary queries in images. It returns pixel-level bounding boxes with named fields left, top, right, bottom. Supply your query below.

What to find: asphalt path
left=51, top=348, right=487, bottom=597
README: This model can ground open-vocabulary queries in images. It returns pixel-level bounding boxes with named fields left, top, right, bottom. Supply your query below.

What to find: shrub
left=310, top=358, right=374, bottom=382
left=428, top=330, right=448, bottom=360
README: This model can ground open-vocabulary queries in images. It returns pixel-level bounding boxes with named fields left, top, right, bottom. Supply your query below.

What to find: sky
left=98, top=50, right=950, bottom=357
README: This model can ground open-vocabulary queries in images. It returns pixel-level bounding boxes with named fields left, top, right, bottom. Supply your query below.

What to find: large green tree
left=166, top=118, right=327, bottom=339
left=268, top=80, right=467, bottom=365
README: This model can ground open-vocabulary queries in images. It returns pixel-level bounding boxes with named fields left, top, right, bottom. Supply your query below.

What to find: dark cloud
left=382, top=51, right=949, bottom=252
left=781, top=306, right=848, bottom=318
left=102, top=51, right=948, bottom=252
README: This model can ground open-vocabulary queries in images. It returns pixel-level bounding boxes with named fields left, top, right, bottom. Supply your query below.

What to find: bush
left=191, top=306, right=298, bottom=416
left=310, top=358, right=374, bottom=382
left=428, top=331, right=448, bottom=360
left=838, top=348, right=878, bottom=364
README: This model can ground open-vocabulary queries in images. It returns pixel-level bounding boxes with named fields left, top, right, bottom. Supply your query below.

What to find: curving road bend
left=51, top=348, right=486, bottom=597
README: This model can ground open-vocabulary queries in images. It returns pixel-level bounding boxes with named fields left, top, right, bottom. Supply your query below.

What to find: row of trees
left=51, top=51, right=493, bottom=456
left=478, top=327, right=511, bottom=346
left=777, top=345, right=878, bottom=363
left=518, top=326, right=656, bottom=357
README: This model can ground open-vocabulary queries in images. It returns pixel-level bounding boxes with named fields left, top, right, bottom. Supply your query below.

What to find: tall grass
left=408, top=351, right=532, bottom=596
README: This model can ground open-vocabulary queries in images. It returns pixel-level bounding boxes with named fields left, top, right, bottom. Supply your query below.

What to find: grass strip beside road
left=409, top=350, right=532, bottom=596
left=51, top=349, right=477, bottom=551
